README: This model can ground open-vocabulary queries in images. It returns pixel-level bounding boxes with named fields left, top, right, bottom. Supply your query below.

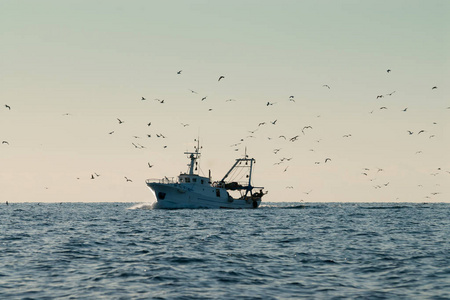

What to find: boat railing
left=146, top=177, right=178, bottom=184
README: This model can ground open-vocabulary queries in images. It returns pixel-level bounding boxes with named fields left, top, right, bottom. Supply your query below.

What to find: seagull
left=271, top=119, right=277, bottom=125
left=323, top=84, right=330, bottom=89
left=387, top=69, right=391, bottom=73
left=407, top=131, right=414, bottom=135
left=267, top=102, right=275, bottom=106
left=91, top=174, right=95, bottom=179
left=218, top=76, right=225, bottom=81
left=325, top=158, right=331, bottom=163
left=108, top=131, right=114, bottom=134
left=376, top=95, right=384, bottom=99
left=290, top=135, right=299, bottom=142
left=177, top=70, right=182, bottom=74
left=181, top=123, right=189, bottom=127
left=386, top=91, right=396, bottom=96
left=141, top=97, right=146, bottom=100
left=201, top=96, right=207, bottom=101
left=258, top=122, right=266, bottom=126
left=402, top=108, right=408, bottom=112
left=302, top=126, right=312, bottom=134
left=418, top=130, right=425, bottom=134
left=147, top=122, right=152, bottom=126
left=432, top=86, right=437, bottom=90
left=148, top=163, right=153, bottom=168
left=380, top=107, right=388, bottom=110
left=189, top=89, right=198, bottom=94
left=5, top=104, right=11, bottom=110
left=2, top=141, right=9, bottom=145
left=124, top=177, right=133, bottom=182
left=117, top=118, right=124, bottom=124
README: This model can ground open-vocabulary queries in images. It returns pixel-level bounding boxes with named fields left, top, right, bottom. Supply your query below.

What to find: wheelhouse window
left=216, top=189, right=220, bottom=197
left=193, top=178, right=197, bottom=183
left=185, top=177, right=190, bottom=183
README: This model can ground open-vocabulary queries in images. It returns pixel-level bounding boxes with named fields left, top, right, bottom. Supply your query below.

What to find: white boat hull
left=147, top=182, right=261, bottom=209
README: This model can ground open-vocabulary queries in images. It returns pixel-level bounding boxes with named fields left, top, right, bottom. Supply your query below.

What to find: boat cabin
left=178, top=174, right=210, bottom=185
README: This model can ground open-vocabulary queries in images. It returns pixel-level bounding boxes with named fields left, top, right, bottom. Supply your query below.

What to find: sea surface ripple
left=1, top=202, right=449, bottom=299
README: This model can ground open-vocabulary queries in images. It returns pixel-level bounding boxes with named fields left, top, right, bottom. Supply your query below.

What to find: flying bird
left=267, top=102, right=275, bottom=106
left=325, top=158, right=331, bottom=163
left=108, top=131, right=114, bottom=135
left=323, top=85, right=330, bottom=89
left=432, top=86, right=437, bottom=89
left=177, top=70, right=182, bottom=74
left=290, top=135, right=299, bottom=142
left=148, top=163, right=153, bottom=168
left=302, top=126, right=312, bottom=134
left=271, top=119, right=277, bottom=125
left=124, top=177, right=133, bottom=182
left=2, top=141, right=9, bottom=145
left=141, top=97, right=146, bottom=100
left=5, top=104, right=11, bottom=110
left=201, top=96, right=207, bottom=101
left=218, top=76, right=225, bottom=81
left=117, top=118, right=124, bottom=124
left=387, top=69, right=391, bottom=73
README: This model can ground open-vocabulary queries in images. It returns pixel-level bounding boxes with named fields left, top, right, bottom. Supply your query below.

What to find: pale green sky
left=1, top=0, right=449, bottom=203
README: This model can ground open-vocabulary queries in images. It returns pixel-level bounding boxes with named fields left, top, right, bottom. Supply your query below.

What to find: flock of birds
left=2, top=68, right=448, bottom=203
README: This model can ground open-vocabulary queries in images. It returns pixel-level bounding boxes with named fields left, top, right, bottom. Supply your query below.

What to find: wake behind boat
left=146, top=142, right=265, bottom=209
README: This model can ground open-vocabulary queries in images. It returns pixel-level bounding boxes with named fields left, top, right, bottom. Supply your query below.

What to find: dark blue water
left=1, top=202, right=449, bottom=299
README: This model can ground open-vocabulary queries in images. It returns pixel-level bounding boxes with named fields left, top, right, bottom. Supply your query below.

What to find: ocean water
left=1, top=202, right=449, bottom=299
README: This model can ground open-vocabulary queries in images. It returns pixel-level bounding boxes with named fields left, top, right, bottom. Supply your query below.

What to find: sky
left=1, top=0, right=449, bottom=203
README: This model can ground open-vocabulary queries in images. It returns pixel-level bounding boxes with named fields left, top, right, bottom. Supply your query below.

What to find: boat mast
left=184, top=139, right=201, bottom=175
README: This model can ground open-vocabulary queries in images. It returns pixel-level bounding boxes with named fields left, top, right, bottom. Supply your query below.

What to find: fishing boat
left=145, top=142, right=265, bottom=209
